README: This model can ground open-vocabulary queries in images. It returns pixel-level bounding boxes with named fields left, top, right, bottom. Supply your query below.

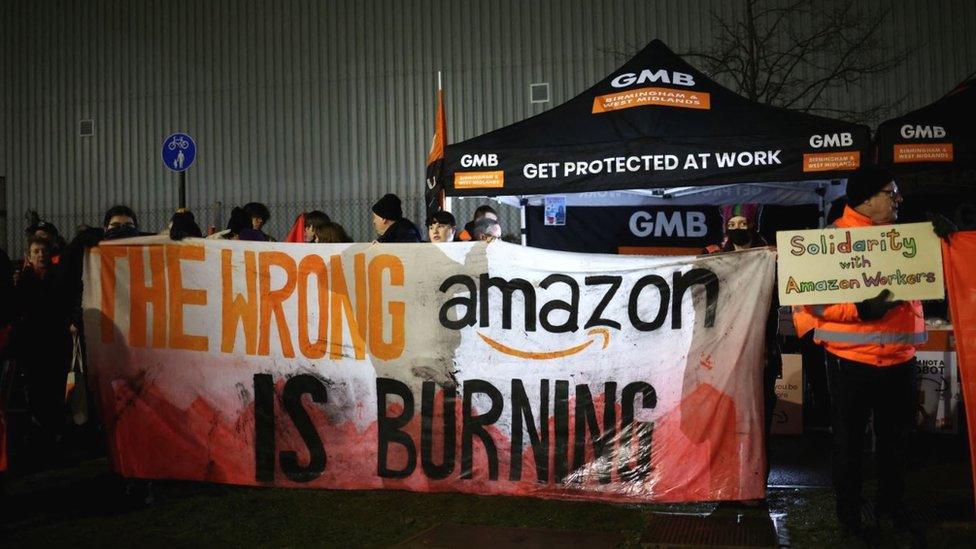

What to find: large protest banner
left=941, top=231, right=976, bottom=514
left=776, top=222, right=945, bottom=306
left=83, top=237, right=774, bottom=503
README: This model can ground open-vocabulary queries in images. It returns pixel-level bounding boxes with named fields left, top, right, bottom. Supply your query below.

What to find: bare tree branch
left=682, top=0, right=911, bottom=123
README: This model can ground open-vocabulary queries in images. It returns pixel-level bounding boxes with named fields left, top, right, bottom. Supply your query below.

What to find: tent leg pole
left=520, top=198, right=527, bottom=246
left=444, top=196, right=453, bottom=214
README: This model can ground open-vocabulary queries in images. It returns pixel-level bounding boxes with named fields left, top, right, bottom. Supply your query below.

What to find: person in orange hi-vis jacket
left=801, top=166, right=932, bottom=538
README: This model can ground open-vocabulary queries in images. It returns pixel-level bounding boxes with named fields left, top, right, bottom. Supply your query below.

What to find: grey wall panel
left=3, top=0, right=976, bottom=252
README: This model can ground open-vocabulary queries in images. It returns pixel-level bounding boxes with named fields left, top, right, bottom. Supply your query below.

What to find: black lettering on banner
left=539, top=274, right=580, bottom=333
left=554, top=380, right=570, bottom=483
left=376, top=377, right=417, bottom=478
left=254, top=373, right=276, bottom=482
left=628, top=275, right=670, bottom=331
left=672, top=269, right=719, bottom=328
left=573, top=382, right=617, bottom=484
left=280, top=374, right=328, bottom=482
left=510, top=379, right=550, bottom=483
left=584, top=276, right=623, bottom=330
left=420, top=381, right=456, bottom=479
left=479, top=274, right=537, bottom=331
left=619, top=382, right=657, bottom=482
left=438, top=275, right=477, bottom=329
left=461, top=379, right=503, bottom=480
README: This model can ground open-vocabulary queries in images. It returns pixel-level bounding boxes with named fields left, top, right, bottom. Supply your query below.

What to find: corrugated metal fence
left=2, top=0, right=975, bottom=255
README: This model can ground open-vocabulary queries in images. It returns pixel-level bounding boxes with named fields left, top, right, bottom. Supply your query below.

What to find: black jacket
left=376, top=218, right=422, bottom=243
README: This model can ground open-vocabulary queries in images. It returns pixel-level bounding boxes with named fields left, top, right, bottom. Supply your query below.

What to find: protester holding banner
left=471, top=217, right=502, bottom=243
left=371, top=193, right=421, bottom=243
left=426, top=210, right=456, bottom=243
left=706, top=204, right=769, bottom=253
left=243, top=202, right=274, bottom=241
left=313, top=221, right=353, bottom=244
left=168, top=209, right=203, bottom=240
left=303, top=210, right=332, bottom=243
left=802, top=166, right=926, bottom=537
left=707, top=204, right=780, bottom=479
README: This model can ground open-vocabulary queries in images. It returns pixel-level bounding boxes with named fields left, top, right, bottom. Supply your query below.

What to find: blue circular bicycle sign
left=161, top=132, right=196, bottom=172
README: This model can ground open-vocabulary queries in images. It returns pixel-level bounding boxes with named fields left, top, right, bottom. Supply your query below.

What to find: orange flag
left=425, top=79, right=447, bottom=221
left=284, top=213, right=306, bottom=243
left=942, top=230, right=976, bottom=516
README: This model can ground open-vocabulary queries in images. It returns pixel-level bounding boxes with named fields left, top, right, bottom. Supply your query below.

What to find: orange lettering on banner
left=258, top=252, right=297, bottom=358
left=297, top=255, right=329, bottom=359
left=330, top=254, right=367, bottom=360
left=368, top=254, right=405, bottom=360
left=166, top=245, right=209, bottom=352
left=221, top=249, right=258, bottom=354
left=129, top=246, right=167, bottom=348
left=99, top=247, right=127, bottom=343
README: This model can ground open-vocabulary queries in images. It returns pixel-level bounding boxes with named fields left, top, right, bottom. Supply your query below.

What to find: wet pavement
left=1, top=431, right=972, bottom=547
left=768, top=432, right=833, bottom=488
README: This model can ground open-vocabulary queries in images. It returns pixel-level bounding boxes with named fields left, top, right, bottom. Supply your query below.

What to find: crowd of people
left=0, top=193, right=511, bottom=470
left=0, top=169, right=963, bottom=543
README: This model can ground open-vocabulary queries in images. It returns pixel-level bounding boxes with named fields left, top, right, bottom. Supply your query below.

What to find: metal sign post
left=161, top=132, right=197, bottom=208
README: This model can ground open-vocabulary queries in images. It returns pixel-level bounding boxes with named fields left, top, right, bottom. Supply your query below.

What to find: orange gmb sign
left=802, top=151, right=860, bottom=172
left=894, top=143, right=954, bottom=163
left=454, top=170, right=504, bottom=189
left=592, top=86, right=711, bottom=113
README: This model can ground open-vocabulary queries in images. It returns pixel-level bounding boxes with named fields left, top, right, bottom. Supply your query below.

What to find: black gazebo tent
left=876, top=76, right=976, bottom=175
left=441, top=39, right=870, bottom=199
left=875, top=76, right=976, bottom=229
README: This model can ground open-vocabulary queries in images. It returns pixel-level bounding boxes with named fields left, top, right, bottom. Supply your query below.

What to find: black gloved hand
left=855, top=289, right=901, bottom=321
left=928, top=211, right=958, bottom=239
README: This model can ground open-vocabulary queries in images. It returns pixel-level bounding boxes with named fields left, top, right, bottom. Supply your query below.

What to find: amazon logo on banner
left=437, top=270, right=719, bottom=359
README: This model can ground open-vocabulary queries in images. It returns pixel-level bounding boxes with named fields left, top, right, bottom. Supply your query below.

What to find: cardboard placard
left=776, top=222, right=945, bottom=306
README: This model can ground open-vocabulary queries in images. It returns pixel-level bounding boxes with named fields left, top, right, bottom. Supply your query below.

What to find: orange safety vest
left=806, top=206, right=926, bottom=366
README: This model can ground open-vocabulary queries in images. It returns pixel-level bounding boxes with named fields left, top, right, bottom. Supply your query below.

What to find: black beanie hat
left=372, top=193, right=403, bottom=220
left=845, top=166, right=894, bottom=207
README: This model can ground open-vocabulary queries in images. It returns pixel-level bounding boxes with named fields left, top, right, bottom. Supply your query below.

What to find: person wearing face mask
left=102, top=205, right=141, bottom=241
left=715, top=204, right=769, bottom=252
left=705, top=203, right=779, bottom=499
left=58, top=205, right=141, bottom=340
